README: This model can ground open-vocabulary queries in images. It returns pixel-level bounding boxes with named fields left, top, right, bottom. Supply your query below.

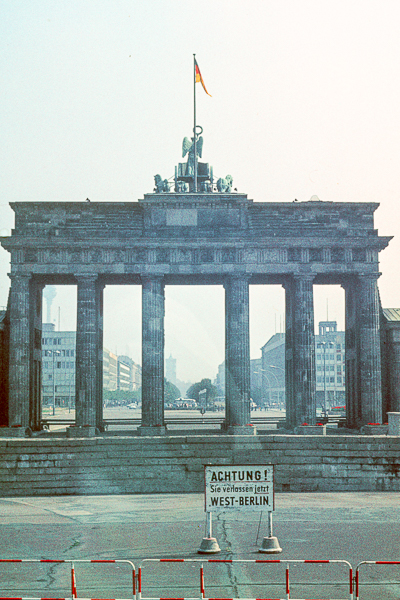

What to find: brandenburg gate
left=0, top=133, right=391, bottom=433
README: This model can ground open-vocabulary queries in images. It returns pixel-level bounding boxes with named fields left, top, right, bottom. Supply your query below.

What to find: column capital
left=223, top=273, right=251, bottom=288
left=292, top=273, right=316, bottom=283
left=357, top=272, right=381, bottom=282
left=140, top=275, right=165, bottom=287
left=8, top=272, right=32, bottom=282
left=74, top=273, right=98, bottom=284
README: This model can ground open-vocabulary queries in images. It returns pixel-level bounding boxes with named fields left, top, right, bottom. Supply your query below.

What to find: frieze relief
left=16, top=243, right=375, bottom=269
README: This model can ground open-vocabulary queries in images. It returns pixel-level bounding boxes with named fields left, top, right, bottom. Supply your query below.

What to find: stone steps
left=0, top=434, right=399, bottom=496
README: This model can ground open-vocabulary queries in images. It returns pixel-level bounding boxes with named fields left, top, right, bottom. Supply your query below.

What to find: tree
left=164, top=378, right=181, bottom=404
left=186, top=378, right=218, bottom=403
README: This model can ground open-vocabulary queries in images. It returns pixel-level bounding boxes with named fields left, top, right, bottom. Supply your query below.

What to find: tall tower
left=165, top=354, right=177, bottom=386
left=42, top=285, right=57, bottom=324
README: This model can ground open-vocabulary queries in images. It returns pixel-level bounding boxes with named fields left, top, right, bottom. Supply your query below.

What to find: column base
left=0, top=426, right=28, bottom=438
left=360, top=424, right=388, bottom=435
left=388, top=413, right=400, bottom=436
left=66, top=425, right=97, bottom=438
left=138, top=425, right=167, bottom=436
left=226, top=425, right=257, bottom=435
left=295, top=425, right=326, bottom=435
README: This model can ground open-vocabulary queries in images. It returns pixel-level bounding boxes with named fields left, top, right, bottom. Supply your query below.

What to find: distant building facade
left=381, top=308, right=400, bottom=416
left=118, top=355, right=142, bottom=391
left=42, top=323, right=76, bottom=407
left=261, top=333, right=285, bottom=405
left=254, top=323, right=345, bottom=408
left=103, top=349, right=118, bottom=391
left=315, top=321, right=345, bottom=408
left=41, top=330, right=141, bottom=407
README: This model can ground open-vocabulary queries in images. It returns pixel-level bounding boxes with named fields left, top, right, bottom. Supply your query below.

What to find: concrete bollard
left=388, top=412, right=400, bottom=436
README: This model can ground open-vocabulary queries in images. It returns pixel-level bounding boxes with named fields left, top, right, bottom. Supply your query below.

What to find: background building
left=103, top=349, right=118, bottom=391
left=315, top=321, right=345, bottom=410
left=261, top=333, right=285, bottom=406
left=42, top=323, right=76, bottom=408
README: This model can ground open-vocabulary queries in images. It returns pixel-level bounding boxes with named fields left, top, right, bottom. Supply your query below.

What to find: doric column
left=344, top=280, right=359, bottom=428
left=224, top=275, right=254, bottom=434
left=357, top=274, right=382, bottom=424
left=95, top=282, right=104, bottom=430
left=30, top=280, right=44, bottom=431
left=285, top=275, right=316, bottom=427
left=75, top=275, right=101, bottom=427
left=8, top=273, right=31, bottom=427
left=140, top=276, right=166, bottom=435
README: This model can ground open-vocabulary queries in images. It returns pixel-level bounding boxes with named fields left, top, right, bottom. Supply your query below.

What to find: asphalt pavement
left=1, top=492, right=400, bottom=599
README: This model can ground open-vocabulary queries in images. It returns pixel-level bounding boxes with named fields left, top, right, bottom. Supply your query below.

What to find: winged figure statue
left=182, top=136, right=204, bottom=176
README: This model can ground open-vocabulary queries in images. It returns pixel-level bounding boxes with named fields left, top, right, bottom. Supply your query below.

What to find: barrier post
left=198, top=512, right=221, bottom=554
left=71, top=561, right=77, bottom=598
left=259, top=510, right=282, bottom=553
left=200, top=563, right=205, bottom=598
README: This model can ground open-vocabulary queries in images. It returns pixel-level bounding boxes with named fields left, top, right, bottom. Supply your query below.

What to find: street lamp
left=267, top=365, right=285, bottom=405
left=317, top=342, right=334, bottom=416
left=252, top=370, right=272, bottom=407
left=50, top=349, right=61, bottom=416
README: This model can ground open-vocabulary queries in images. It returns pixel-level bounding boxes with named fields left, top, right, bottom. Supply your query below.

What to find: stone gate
left=0, top=140, right=392, bottom=433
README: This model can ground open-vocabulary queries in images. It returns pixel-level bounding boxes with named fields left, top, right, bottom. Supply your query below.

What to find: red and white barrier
left=0, top=558, right=136, bottom=599
left=355, top=560, right=400, bottom=600
left=138, top=558, right=353, bottom=600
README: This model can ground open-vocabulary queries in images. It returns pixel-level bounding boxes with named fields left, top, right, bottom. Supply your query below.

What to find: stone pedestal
left=295, top=425, right=326, bottom=435
left=361, top=424, right=388, bottom=435
left=137, top=425, right=167, bottom=436
left=226, top=425, right=257, bottom=435
left=66, top=425, right=96, bottom=438
left=0, top=426, right=27, bottom=438
left=388, top=412, right=400, bottom=436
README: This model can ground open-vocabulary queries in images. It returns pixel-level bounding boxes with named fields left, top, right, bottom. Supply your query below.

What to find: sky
left=1, top=0, right=399, bottom=384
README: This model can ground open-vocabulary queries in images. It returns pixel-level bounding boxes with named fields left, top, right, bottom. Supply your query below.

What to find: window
left=337, top=366, right=342, bottom=374
left=337, top=376, right=342, bottom=384
left=337, top=344, right=341, bottom=350
left=330, top=376, right=335, bottom=383
left=337, top=354, right=341, bottom=361
left=57, top=362, right=61, bottom=369
left=66, top=349, right=70, bottom=357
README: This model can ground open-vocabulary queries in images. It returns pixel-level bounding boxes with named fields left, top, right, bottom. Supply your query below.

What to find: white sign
left=204, top=465, right=274, bottom=512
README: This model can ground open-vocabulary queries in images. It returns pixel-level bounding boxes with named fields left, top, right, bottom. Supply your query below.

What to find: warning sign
left=204, top=465, right=274, bottom=512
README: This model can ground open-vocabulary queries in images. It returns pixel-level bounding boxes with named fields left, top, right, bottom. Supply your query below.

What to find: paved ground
left=1, top=492, right=400, bottom=599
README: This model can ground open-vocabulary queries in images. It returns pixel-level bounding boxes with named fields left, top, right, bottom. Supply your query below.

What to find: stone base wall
left=0, top=434, right=399, bottom=496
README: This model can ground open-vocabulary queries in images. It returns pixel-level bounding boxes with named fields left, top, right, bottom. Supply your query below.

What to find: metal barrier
left=138, top=557, right=353, bottom=600
left=355, top=560, right=400, bottom=600
left=0, top=558, right=136, bottom=600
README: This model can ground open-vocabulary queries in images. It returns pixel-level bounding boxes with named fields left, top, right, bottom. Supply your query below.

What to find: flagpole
left=193, top=53, right=197, bottom=193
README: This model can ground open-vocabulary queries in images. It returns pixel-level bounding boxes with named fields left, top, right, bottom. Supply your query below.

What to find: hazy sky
left=1, top=1, right=399, bottom=383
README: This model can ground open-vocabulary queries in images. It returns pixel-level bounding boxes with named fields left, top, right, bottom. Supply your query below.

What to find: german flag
left=195, top=59, right=211, bottom=96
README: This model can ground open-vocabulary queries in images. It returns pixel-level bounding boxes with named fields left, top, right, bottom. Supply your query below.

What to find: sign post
left=199, top=464, right=281, bottom=554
